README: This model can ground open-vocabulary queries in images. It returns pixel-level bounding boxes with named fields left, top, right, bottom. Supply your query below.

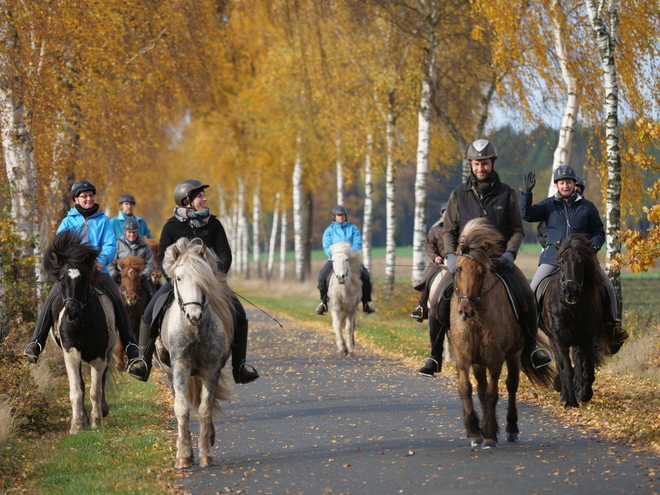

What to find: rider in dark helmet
left=108, top=218, right=155, bottom=301
left=536, top=175, right=586, bottom=248
left=410, top=202, right=448, bottom=322
left=521, top=168, right=628, bottom=352
left=130, top=179, right=260, bottom=384
left=110, top=192, right=153, bottom=240
left=419, top=139, right=553, bottom=377
left=316, top=205, right=375, bottom=315
left=23, top=180, right=144, bottom=378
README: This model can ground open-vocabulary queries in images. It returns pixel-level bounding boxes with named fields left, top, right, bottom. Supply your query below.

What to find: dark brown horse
left=540, top=234, right=612, bottom=409
left=449, top=218, right=552, bottom=448
left=116, top=255, right=147, bottom=369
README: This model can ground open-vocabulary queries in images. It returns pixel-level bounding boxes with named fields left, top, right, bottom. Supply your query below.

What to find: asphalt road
left=177, top=309, right=660, bottom=495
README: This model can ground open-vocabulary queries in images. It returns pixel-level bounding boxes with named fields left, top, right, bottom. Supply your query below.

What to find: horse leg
left=198, top=377, right=217, bottom=468
left=332, top=309, right=348, bottom=356
left=481, top=363, right=502, bottom=449
left=557, top=346, right=579, bottom=409
left=505, top=356, right=520, bottom=442
left=173, top=368, right=194, bottom=469
left=345, top=312, right=356, bottom=357
left=101, top=365, right=110, bottom=418
left=63, top=349, right=87, bottom=434
left=88, top=359, right=107, bottom=429
left=574, top=344, right=595, bottom=403
left=456, top=362, right=482, bottom=446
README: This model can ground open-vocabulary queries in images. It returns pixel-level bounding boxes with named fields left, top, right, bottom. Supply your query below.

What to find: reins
left=172, top=267, right=209, bottom=317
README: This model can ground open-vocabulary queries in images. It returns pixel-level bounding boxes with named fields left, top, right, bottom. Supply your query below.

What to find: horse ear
left=481, top=242, right=489, bottom=252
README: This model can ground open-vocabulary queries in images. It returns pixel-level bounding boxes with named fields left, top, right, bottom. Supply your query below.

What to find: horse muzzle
left=65, top=301, right=80, bottom=321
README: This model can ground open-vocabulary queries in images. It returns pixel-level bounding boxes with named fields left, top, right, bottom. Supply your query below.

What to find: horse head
left=331, top=242, right=352, bottom=285
left=118, top=256, right=145, bottom=307
left=554, top=234, right=601, bottom=306
left=453, top=219, right=504, bottom=321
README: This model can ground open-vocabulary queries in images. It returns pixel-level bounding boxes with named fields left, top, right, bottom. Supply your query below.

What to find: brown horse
left=539, top=234, right=612, bottom=409
left=116, top=255, right=147, bottom=369
left=145, top=238, right=162, bottom=292
left=449, top=218, right=552, bottom=448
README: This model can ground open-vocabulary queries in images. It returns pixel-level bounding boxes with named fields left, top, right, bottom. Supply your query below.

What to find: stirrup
left=531, top=348, right=553, bottom=369
left=127, top=357, right=149, bottom=382
left=23, top=341, right=42, bottom=363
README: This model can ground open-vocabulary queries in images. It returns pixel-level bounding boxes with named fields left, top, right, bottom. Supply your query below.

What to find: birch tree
left=252, top=182, right=262, bottom=278
left=267, top=192, right=281, bottom=279
left=292, top=137, right=305, bottom=283
left=362, top=133, right=374, bottom=275
left=280, top=207, right=288, bottom=282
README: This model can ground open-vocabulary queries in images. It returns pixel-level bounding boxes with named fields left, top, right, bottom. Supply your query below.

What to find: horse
left=43, top=229, right=118, bottom=434
left=427, top=268, right=454, bottom=364
left=145, top=238, right=162, bottom=292
left=328, top=241, right=362, bottom=357
left=539, top=234, right=612, bottom=409
left=156, top=237, right=234, bottom=469
left=115, top=255, right=147, bottom=370
left=448, top=218, right=552, bottom=448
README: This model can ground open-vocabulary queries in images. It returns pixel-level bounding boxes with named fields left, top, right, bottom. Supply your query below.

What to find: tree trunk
left=292, top=136, right=304, bottom=283
left=547, top=0, right=580, bottom=198
left=267, top=192, right=280, bottom=279
left=303, top=191, right=313, bottom=280
left=252, top=182, right=262, bottom=278
left=362, top=133, right=374, bottom=275
left=336, top=136, right=343, bottom=206
left=584, top=0, right=622, bottom=315
left=383, top=97, right=397, bottom=298
left=280, top=207, right=288, bottom=282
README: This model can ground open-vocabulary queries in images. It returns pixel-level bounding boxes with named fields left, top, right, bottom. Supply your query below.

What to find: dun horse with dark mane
left=448, top=219, right=552, bottom=448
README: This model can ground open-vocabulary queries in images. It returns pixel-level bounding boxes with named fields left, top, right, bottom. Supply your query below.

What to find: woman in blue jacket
left=24, top=180, right=142, bottom=377
left=520, top=166, right=627, bottom=349
left=315, top=205, right=375, bottom=315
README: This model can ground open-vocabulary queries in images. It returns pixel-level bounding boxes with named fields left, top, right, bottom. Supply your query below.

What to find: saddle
left=149, top=289, right=175, bottom=338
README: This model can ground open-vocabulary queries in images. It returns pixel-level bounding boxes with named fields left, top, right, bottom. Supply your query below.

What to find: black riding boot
left=521, top=309, right=553, bottom=369
left=417, top=315, right=445, bottom=377
left=232, top=322, right=259, bottom=384
left=128, top=320, right=153, bottom=382
left=23, top=285, right=59, bottom=363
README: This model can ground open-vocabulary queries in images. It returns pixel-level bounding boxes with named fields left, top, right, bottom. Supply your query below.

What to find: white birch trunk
left=548, top=0, right=580, bottom=197
left=267, top=192, right=281, bottom=279
left=292, top=136, right=305, bottom=283
left=584, top=0, right=622, bottom=315
left=237, top=179, right=249, bottom=277
left=412, top=37, right=435, bottom=284
left=336, top=136, right=343, bottom=206
left=384, top=104, right=397, bottom=297
left=279, top=207, right=288, bottom=282
left=362, top=133, right=374, bottom=275
left=230, top=192, right=240, bottom=265
left=252, top=183, right=262, bottom=278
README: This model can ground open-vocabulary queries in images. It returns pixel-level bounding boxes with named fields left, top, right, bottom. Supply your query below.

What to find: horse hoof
left=564, top=402, right=579, bottom=410
left=199, top=456, right=214, bottom=468
left=482, top=440, right=498, bottom=449
left=506, top=432, right=519, bottom=443
left=175, top=457, right=193, bottom=470
left=468, top=437, right=482, bottom=448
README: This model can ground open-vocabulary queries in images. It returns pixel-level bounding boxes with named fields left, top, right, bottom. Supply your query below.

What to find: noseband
left=172, top=267, right=208, bottom=317
left=453, top=253, right=500, bottom=305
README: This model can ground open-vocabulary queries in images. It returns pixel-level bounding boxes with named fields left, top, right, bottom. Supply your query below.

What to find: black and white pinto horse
left=43, top=229, right=118, bottom=434
left=156, top=237, right=234, bottom=469
left=328, top=242, right=362, bottom=357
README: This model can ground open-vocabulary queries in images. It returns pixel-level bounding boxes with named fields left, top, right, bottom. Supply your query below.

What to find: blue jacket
left=58, top=207, right=117, bottom=274
left=322, top=220, right=362, bottom=259
left=519, top=191, right=605, bottom=266
left=110, top=212, right=153, bottom=240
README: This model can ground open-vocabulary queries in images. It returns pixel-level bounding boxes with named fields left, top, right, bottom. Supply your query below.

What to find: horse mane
left=120, top=255, right=145, bottom=272
left=556, top=233, right=606, bottom=306
left=44, top=228, right=101, bottom=282
left=331, top=241, right=363, bottom=271
left=456, top=218, right=505, bottom=268
left=163, top=237, right=235, bottom=342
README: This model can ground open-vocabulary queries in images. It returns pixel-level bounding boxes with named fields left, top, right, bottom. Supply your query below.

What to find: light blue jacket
left=110, top=211, right=153, bottom=240
left=58, top=207, right=117, bottom=274
left=322, top=221, right=362, bottom=259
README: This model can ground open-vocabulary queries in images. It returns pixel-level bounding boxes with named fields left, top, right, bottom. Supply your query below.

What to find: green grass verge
left=11, top=371, right=179, bottom=494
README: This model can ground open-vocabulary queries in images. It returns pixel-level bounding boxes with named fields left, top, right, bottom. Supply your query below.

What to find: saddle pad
left=151, top=290, right=175, bottom=336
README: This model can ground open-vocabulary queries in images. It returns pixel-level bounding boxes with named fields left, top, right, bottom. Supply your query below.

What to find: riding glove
left=446, top=253, right=457, bottom=274
left=496, top=252, right=515, bottom=271
left=523, top=172, right=536, bottom=193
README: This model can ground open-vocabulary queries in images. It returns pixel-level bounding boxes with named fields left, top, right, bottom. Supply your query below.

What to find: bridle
left=172, top=265, right=208, bottom=317
left=453, top=253, right=501, bottom=306
left=60, top=269, right=93, bottom=310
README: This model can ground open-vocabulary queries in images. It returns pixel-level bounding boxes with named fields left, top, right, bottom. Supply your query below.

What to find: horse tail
left=186, top=371, right=232, bottom=421
left=520, top=340, right=554, bottom=388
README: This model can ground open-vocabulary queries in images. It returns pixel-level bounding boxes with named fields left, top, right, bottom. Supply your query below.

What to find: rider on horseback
left=410, top=202, right=447, bottom=322
left=520, top=166, right=629, bottom=352
left=23, top=180, right=143, bottom=378
left=110, top=193, right=153, bottom=240
left=108, top=218, right=156, bottom=301
left=129, top=179, right=260, bottom=384
left=315, top=205, right=375, bottom=316
left=420, top=139, right=553, bottom=377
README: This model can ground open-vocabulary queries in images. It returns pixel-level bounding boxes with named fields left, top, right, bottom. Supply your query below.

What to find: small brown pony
left=449, top=218, right=552, bottom=448
left=116, top=255, right=147, bottom=369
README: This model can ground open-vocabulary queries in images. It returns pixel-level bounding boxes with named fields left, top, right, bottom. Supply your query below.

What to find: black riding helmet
left=466, top=139, right=498, bottom=161
left=332, top=205, right=348, bottom=217
left=119, top=193, right=136, bottom=204
left=174, top=179, right=210, bottom=207
left=576, top=177, right=585, bottom=192
left=71, top=180, right=96, bottom=201
left=123, top=218, right=139, bottom=232
left=553, top=165, right=578, bottom=183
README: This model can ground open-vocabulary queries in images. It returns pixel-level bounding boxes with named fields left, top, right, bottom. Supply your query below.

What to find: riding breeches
left=318, top=260, right=373, bottom=304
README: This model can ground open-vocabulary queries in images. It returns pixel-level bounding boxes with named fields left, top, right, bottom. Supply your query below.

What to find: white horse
left=157, top=238, right=234, bottom=469
left=328, top=242, right=362, bottom=357
left=427, top=267, right=454, bottom=364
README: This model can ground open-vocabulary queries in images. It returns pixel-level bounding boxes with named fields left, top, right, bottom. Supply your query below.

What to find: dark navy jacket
left=519, top=191, right=605, bottom=266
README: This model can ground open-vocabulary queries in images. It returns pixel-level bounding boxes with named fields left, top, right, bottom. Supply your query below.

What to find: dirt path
left=177, top=309, right=660, bottom=495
